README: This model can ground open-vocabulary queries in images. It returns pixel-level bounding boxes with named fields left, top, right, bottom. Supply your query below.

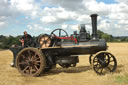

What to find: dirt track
left=0, top=43, right=128, bottom=85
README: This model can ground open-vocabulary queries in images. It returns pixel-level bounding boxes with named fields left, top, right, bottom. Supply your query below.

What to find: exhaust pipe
left=90, top=14, right=98, bottom=40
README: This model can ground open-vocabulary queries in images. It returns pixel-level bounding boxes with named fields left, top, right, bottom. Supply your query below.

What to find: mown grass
left=115, top=74, right=128, bottom=84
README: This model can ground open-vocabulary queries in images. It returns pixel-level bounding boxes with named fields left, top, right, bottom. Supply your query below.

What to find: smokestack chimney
left=90, top=14, right=98, bottom=40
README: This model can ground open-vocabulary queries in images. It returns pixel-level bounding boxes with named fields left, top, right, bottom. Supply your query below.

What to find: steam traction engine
left=10, top=14, right=117, bottom=76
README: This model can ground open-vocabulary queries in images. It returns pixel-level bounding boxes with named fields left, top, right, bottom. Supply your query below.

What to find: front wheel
left=92, top=51, right=117, bottom=75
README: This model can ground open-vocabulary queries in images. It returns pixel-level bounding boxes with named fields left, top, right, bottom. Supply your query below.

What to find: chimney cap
left=90, top=14, right=98, bottom=17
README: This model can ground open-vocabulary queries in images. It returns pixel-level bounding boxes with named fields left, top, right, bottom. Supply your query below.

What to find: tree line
left=0, top=30, right=128, bottom=49
left=0, top=35, right=21, bottom=49
left=97, top=30, right=128, bottom=42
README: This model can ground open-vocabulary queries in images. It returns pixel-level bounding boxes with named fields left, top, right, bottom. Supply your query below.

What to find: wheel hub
left=43, top=40, right=47, bottom=44
left=98, top=59, right=108, bottom=68
left=27, top=60, right=34, bottom=66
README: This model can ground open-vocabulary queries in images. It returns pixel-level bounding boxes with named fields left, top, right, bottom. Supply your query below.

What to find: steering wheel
left=50, top=28, right=68, bottom=37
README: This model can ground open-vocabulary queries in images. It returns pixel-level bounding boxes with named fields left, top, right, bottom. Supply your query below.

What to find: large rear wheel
left=16, top=48, right=46, bottom=77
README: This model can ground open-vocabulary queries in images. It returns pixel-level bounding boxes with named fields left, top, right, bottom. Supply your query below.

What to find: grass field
left=0, top=43, right=128, bottom=85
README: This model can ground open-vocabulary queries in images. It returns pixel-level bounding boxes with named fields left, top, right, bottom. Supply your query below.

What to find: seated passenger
left=19, top=31, right=33, bottom=47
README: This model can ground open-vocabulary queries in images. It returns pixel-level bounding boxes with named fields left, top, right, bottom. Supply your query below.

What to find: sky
left=0, top=0, right=128, bottom=36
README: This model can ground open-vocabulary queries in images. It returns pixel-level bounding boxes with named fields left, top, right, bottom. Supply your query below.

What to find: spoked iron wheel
left=38, top=34, right=52, bottom=48
left=92, top=52, right=117, bottom=75
left=16, top=48, right=46, bottom=77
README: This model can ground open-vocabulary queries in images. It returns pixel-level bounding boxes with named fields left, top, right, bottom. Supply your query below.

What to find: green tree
left=97, top=30, right=113, bottom=42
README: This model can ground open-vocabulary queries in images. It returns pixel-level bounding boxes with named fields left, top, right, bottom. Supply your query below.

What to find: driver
left=19, top=31, right=33, bottom=47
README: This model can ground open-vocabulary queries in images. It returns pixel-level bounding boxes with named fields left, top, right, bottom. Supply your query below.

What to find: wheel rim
left=93, top=52, right=117, bottom=75
left=17, top=49, right=43, bottom=76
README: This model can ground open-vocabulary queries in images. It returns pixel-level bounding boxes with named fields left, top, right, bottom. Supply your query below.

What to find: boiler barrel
left=41, top=39, right=107, bottom=56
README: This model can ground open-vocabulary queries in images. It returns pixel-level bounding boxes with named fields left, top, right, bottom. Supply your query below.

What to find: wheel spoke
left=19, top=61, right=27, bottom=65
left=40, top=38, right=45, bottom=44
left=32, top=53, right=38, bottom=60
left=106, top=53, right=110, bottom=61
left=47, top=39, right=51, bottom=43
left=45, top=37, right=49, bottom=40
left=20, top=55, right=27, bottom=60
left=100, top=68, right=103, bottom=73
left=34, top=65, right=39, bottom=71
left=27, top=56, right=31, bottom=61
left=32, top=55, right=40, bottom=61
left=27, top=50, right=31, bottom=60
left=108, top=64, right=114, bottom=68
left=34, top=62, right=40, bottom=66
left=23, top=66, right=29, bottom=72
left=28, top=66, right=31, bottom=74
left=93, top=63, right=100, bottom=68
left=27, top=50, right=31, bottom=57
left=45, top=42, right=47, bottom=47
left=35, top=61, right=41, bottom=63
left=106, top=66, right=111, bottom=71
left=93, top=59, right=98, bottom=62
left=103, top=53, right=107, bottom=59
left=93, top=64, right=98, bottom=67
left=46, top=43, right=50, bottom=47
left=110, top=60, right=114, bottom=62
left=105, top=59, right=109, bottom=61
left=41, top=38, right=45, bottom=41
left=30, top=66, right=33, bottom=74
left=41, top=44, right=45, bottom=48
left=31, top=56, right=34, bottom=61
left=94, top=66, right=100, bottom=72
left=41, top=41, right=45, bottom=46
left=59, top=29, right=61, bottom=37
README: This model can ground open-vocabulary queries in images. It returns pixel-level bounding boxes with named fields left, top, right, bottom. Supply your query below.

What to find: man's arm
left=19, top=36, right=25, bottom=47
